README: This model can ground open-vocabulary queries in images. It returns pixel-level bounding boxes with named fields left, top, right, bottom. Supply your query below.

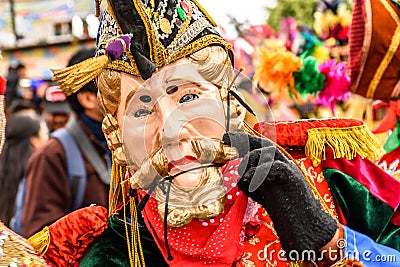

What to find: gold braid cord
left=109, top=156, right=125, bottom=214
left=120, top=168, right=145, bottom=267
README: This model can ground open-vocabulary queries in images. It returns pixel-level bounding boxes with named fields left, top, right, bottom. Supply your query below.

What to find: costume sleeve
left=22, top=138, right=71, bottom=237
left=342, top=225, right=400, bottom=266
left=28, top=206, right=108, bottom=267
left=321, top=148, right=400, bottom=250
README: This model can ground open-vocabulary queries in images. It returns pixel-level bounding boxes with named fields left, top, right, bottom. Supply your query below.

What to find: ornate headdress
left=53, top=0, right=233, bottom=95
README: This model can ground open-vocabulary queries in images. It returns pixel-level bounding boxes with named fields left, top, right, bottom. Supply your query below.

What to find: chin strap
left=163, top=177, right=173, bottom=260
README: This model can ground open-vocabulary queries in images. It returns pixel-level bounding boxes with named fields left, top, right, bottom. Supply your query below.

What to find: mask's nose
left=154, top=96, right=226, bottom=161
left=156, top=100, right=196, bottom=162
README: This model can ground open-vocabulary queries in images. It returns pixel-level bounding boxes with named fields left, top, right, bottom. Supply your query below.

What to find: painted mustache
left=130, top=138, right=238, bottom=189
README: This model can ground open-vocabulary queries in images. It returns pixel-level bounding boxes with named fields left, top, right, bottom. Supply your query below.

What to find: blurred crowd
left=4, top=61, right=71, bottom=133
left=0, top=47, right=111, bottom=237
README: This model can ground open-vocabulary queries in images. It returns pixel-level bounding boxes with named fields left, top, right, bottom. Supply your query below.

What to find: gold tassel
left=109, top=152, right=145, bottom=266
left=305, top=124, right=386, bottom=166
left=28, top=226, right=50, bottom=255
left=119, top=165, right=145, bottom=267
left=51, top=55, right=109, bottom=96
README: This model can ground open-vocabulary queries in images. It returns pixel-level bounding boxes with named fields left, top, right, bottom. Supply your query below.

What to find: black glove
left=223, top=131, right=338, bottom=260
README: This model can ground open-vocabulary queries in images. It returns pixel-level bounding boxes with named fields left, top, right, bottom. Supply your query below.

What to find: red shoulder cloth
left=254, top=118, right=363, bottom=147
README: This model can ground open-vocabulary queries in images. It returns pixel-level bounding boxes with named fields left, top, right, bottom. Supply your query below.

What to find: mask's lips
left=168, top=155, right=198, bottom=171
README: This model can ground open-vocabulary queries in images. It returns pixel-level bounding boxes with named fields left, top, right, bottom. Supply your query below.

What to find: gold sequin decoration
left=0, top=222, right=48, bottom=267
left=160, top=17, right=171, bottom=33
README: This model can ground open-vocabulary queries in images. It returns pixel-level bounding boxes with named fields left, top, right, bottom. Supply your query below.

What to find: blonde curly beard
left=129, top=138, right=238, bottom=227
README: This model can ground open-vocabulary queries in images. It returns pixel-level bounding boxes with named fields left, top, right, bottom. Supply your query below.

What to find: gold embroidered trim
left=105, top=3, right=124, bottom=35
left=166, top=0, right=194, bottom=55
left=106, top=59, right=140, bottom=77
left=366, top=0, right=400, bottom=98
left=155, top=40, right=167, bottom=68
left=352, top=0, right=373, bottom=93
left=134, top=0, right=162, bottom=65
left=168, top=34, right=232, bottom=64
left=167, top=16, right=212, bottom=59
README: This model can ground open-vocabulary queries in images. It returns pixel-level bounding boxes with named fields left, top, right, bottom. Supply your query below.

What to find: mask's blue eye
left=134, top=109, right=152, bottom=117
left=179, top=93, right=199, bottom=103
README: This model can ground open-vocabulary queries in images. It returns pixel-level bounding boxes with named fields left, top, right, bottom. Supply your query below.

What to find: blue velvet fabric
left=342, top=225, right=400, bottom=266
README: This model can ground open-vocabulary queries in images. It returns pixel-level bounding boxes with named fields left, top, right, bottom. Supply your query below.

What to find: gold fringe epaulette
left=51, top=55, right=109, bottom=96
left=305, top=124, right=385, bottom=166
left=28, top=226, right=50, bottom=256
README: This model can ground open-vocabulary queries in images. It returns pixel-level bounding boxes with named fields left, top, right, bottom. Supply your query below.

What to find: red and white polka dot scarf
left=139, top=158, right=250, bottom=266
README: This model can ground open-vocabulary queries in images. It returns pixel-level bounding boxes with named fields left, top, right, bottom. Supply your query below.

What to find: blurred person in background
left=0, top=113, right=48, bottom=229
left=42, top=82, right=71, bottom=132
left=5, top=61, right=26, bottom=109
left=21, top=47, right=111, bottom=237
left=6, top=98, right=39, bottom=118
